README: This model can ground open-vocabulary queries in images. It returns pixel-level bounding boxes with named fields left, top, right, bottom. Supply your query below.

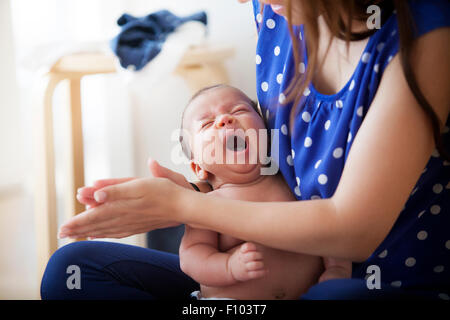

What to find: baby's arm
left=179, top=225, right=235, bottom=286
left=179, top=226, right=266, bottom=286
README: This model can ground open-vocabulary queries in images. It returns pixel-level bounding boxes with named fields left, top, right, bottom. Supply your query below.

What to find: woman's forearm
left=173, top=52, right=439, bottom=262
left=176, top=191, right=374, bottom=262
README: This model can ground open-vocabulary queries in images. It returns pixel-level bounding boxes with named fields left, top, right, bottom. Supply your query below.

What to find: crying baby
left=178, top=84, right=351, bottom=300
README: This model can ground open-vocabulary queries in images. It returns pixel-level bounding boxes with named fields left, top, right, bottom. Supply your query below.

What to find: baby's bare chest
left=211, top=176, right=295, bottom=203
left=213, top=176, right=295, bottom=252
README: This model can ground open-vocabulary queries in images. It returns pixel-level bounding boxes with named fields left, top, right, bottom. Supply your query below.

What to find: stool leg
left=33, top=75, right=61, bottom=280
left=64, top=78, right=86, bottom=230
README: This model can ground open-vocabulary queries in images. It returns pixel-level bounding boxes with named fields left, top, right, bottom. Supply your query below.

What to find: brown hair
left=179, top=84, right=261, bottom=159
left=269, top=0, right=448, bottom=160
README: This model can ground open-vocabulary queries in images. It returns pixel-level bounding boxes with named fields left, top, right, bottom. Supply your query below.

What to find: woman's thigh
left=40, top=240, right=199, bottom=300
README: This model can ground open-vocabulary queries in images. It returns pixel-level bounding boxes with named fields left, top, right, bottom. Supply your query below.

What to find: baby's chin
left=222, top=162, right=261, bottom=174
left=208, top=162, right=264, bottom=185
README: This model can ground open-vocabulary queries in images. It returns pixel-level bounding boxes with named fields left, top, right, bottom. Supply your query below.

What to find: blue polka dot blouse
left=251, top=0, right=450, bottom=298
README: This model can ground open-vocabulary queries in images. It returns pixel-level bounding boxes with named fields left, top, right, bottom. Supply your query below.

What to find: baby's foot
left=229, top=242, right=267, bottom=282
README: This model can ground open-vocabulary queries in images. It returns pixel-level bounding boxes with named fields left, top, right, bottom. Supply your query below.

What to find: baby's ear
left=190, top=161, right=209, bottom=180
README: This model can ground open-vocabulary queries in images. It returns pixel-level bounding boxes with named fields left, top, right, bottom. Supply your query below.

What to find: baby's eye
left=233, top=108, right=247, bottom=114
left=201, top=121, right=214, bottom=129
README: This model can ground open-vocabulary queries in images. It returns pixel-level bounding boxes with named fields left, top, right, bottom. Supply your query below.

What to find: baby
left=178, top=84, right=351, bottom=300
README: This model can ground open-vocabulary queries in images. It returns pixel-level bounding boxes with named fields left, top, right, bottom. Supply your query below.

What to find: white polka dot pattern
left=266, top=18, right=275, bottom=29
left=252, top=1, right=450, bottom=293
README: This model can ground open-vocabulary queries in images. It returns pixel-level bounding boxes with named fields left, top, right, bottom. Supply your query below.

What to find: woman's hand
left=76, top=177, right=135, bottom=209
left=59, top=176, right=186, bottom=239
left=59, top=158, right=193, bottom=239
left=76, top=158, right=193, bottom=209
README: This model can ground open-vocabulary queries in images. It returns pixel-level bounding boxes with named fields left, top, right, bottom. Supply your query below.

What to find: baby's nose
left=216, top=114, right=235, bottom=128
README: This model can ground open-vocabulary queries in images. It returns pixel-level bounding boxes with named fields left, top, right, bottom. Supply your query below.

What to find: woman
left=42, top=0, right=449, bottom=300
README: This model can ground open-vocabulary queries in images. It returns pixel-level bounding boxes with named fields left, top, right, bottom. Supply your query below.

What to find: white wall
left=0, top=0, right=22, bottom=189
left=113, top=0, right=258, bottom=180
left=11, top=0, right=257, bottom=183
left=7, top=0, right=257, bottom=247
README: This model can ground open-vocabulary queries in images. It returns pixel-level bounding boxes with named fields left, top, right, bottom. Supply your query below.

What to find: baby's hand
left=76, top=158, right=193, bottom=209
left=76, top=186, right=101, bottom=208
left=228, top=242, right=268, bottom=282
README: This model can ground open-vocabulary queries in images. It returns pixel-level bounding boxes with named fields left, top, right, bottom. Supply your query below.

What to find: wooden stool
left=33, top=45, right=234, bottom=279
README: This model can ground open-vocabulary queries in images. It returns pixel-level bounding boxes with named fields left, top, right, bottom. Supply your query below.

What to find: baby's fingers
left=241, top=251, right=263, bottom=263
left=246, top=261, right=265, bottom=271
left=77, top=194, right=97, bottom=207
left=93, top=177, right=135, bottom=189
left=76, top=186, right=100, bottom=207
left=76, top=194, right=99, bottom=207
left=240, top=242, right=259, bottom=253
left=77, top=186, right=98, bottom=198
left=247, top=270, right=268, bottom=280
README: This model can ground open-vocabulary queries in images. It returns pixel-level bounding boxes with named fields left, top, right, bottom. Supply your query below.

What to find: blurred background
left=0, top=0, right=257, bottom=299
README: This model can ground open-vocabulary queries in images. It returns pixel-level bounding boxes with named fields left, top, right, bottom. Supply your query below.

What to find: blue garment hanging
left=110, top=10, right=207, bottom=71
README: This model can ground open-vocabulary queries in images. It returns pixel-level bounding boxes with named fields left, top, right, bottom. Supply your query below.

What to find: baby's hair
left=179, top=84, right=261, bottom=159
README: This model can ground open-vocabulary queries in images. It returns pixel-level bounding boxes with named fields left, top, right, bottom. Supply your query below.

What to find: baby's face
left=183, top=86, right=268, bottom=183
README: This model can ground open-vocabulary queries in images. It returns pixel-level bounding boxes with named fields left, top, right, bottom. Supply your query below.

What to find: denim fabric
left=110, top=10, right=207, bottom=70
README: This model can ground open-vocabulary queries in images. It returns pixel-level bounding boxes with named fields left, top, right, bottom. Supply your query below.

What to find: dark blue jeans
left=40, top=241, right=433, bottom=300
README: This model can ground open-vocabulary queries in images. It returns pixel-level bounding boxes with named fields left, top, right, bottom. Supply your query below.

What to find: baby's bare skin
left=199, top=174, right=324, bottom=300
left=179, top=85, right=348, bottom=299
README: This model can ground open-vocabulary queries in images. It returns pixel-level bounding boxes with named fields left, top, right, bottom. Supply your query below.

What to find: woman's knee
left=40, top=241, right=100, bottom=299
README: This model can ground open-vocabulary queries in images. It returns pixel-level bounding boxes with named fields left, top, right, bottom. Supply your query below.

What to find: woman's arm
left=60, top=29, right=449, bottom=262
left=76, top=159, right=212, bottom=209
left=175, top=28, right=450, bottom=262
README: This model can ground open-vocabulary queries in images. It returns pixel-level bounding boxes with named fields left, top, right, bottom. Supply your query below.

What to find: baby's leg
left=318, top=257, right=352, bottom=283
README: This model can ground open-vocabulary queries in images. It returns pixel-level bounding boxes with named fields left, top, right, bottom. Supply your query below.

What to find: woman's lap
left=301, top=278, right=437, bottom=300
left=40, top=240, right=199, bottom=300
left=41, top=241, right=435, bottom=300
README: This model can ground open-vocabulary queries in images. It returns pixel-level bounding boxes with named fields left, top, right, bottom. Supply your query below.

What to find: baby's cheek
left=188, top=135, right=202, bottom=163
left=248, top=118, right=268, bottom=141
left=192, top=133, right=218, bottom=165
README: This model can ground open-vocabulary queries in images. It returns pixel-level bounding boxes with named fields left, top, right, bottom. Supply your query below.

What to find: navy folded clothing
left=110, top=10, right=207, bottom=71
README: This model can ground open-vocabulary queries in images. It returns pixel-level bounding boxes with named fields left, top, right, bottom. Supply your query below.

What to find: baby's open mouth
left=226, top=135, right=247, bottom=152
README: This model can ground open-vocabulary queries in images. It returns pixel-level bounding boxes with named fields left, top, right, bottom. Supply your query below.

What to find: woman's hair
left=268, top=0, right=449, bottom=160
